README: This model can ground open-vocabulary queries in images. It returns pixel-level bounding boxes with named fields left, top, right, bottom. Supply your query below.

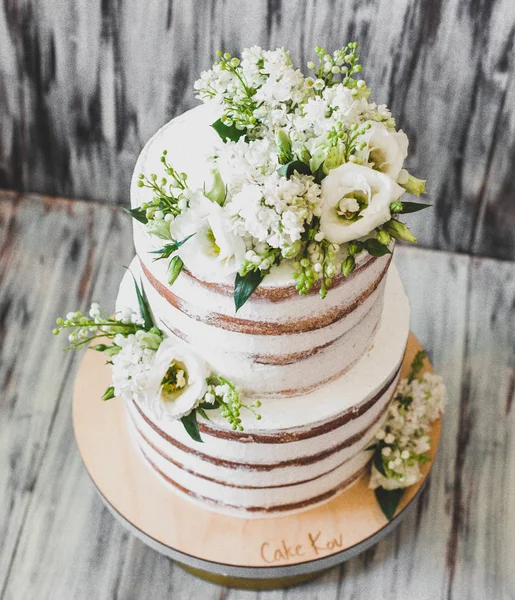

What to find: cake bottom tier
left=119, top=263, right=410, bottom=518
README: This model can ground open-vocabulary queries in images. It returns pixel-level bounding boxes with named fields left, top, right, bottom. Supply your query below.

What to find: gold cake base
left=72, top=333, right=441, bottom=589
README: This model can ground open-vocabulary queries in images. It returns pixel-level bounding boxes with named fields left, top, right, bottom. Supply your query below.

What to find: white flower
left=89, top=303, right=101, bottom=319
left=369, top=462, right=422, bottom=490
left=142, top=338, right=209, bottom=421
left=320, top=162, right=404, bottom=244
left=170, top=194, right=246, bottom=280
left=358, top=121, right=408, bottom=180
left=111, top=334, right=157, bottom=402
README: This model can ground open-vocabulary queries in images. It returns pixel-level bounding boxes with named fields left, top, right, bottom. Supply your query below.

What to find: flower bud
left=146, top=218, right=173, bottom=241
left=377, top=230, right=391, bottom=246
left=348, top=241, right=362, bottom=256
left=167, top=256, right=184, bottom=286
left=204, top=169, right=226, bottom=206
left=384, top=219, right=417, bottom=243
left=342, top=255, right=355, bottom=277
left=401, top=174, right=426, bottom=197
left=275, top=129, right=292, bottom=155
left=281, top=240, right=302, bottom=259
left=102, top=386, right=115, bottom=401
left=93, top=344, right=108, bottom=352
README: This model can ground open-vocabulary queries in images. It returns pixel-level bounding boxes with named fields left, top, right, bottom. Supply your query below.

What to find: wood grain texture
left=1, top=1, right=515, bottom=260
left=0, top=192, right=514, bottom=599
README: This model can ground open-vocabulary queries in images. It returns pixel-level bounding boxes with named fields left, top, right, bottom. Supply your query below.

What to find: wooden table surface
left=0, top=190, right=514, bottom=600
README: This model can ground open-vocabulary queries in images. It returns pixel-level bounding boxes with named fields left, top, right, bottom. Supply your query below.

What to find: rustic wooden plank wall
left=1, top=0, right=514, bottom=260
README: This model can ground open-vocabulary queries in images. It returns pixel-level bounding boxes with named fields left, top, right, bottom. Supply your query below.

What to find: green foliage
left=362, top=238, right=392, bottom=257
left=126, top=269, right=154, bottom=330
left=277, top=160, right=312, bottom=179
left=181, top=410, right=203, bottom=443
left=123, top=206, right=148, bottom=224
left=408, top=350, right=427, bottom=383
left=149, top=234, right=195, bottom=261
left=397, top=201, right=432, bottom=214
left=234, top=270, right=265, bottom=312
left=211, top=118, right=246, bottom=143
left=375, top=488, right=404, bottom=521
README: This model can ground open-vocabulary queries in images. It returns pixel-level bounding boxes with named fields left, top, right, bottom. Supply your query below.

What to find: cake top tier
left=129, top=43, right=429, bottom=310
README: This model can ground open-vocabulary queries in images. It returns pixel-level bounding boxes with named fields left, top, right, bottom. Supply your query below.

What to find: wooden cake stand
left=72, top=333, right=441, bottom=590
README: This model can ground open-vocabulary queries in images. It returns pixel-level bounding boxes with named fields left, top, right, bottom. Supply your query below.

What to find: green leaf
left=234, top=270, right=265, bottom=312
left=167, top=256, right=184, bottom=286
left=211, top=119, right=246, bottom=142
left=363, top=238, right=392, bottom=257
left=122, top=206, right=148, bottom=224
left=398, top=202, right=432, bottom=214
left=181, top=410, right=203, bottom=443
left=102, top=386, right=115, bottom=401
left=408, top=349, right=427, bottom=383
left=150, top=234, right=195, bottom=260
left=277, top=160, right=312, bottom=179
left=373, top=448, right=387, bottom=476
left=124, top=268, right=154, bottom=330
left=375, top=487, right=404, bottom=521
left=313, top=163, right=327, bottom=184
left=197, top=407, right=210, bottom=421
left=198, top=401, right=219, bottom=411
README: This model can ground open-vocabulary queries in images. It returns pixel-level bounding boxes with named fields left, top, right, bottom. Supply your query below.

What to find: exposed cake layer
left=116, top=262, right=410, bottom=517
left=133, top=225, right=392, bottom=396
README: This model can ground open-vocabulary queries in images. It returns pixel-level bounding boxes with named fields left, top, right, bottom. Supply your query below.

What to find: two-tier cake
left=56, top=43, right=444, bottom=521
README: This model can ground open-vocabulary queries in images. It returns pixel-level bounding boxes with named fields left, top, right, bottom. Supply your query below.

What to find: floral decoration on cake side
left=52, top=274, right=261, bottom=442
left=127, top=43, right=430, bottom=310
left=367, top=350, right=446, bottom=520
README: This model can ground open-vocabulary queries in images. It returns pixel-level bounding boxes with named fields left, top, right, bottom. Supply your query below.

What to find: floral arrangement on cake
left=368, top=351, right=446, bottom=520
left=127, top=43, right=429, bottom=310
left=53, top=274, right=261, bottom=442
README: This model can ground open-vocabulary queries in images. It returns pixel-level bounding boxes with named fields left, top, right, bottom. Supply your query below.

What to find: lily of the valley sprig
left=128, top=43, right=431, bottom=311
left=367, top=351, right=446, bottom=520
left=53, top=275, right=259, bottom=442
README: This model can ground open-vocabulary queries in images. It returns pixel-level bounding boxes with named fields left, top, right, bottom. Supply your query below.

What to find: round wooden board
left=73, top=332, right=441, bottom=588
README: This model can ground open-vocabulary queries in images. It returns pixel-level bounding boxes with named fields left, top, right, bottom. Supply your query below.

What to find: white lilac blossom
left=111, top=331, right=160, bottom=402
left=131, top=42, right=429, bottom=308
left=369, top=360, right=446, bottom=492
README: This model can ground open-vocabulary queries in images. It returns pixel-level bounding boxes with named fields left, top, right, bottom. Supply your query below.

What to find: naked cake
left=56, top=43, right=445, bottom=519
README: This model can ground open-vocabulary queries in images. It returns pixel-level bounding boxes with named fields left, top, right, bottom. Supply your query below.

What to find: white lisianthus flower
left=320, top=162, right=404, bottom=244
left=142, top=338, right=209, bottom=422
left=358, top=121, right=408, bottom=180
left=170, top=193, right=246, bottom=280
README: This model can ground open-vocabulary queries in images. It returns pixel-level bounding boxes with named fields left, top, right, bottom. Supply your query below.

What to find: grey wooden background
left=1, top=0, right=515, bottom=260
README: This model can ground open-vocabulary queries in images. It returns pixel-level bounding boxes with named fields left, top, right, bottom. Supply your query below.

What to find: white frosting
left=128, top=413, right=373, bottom=518
left=116, top=259, right=409, bottom=516
left=131, top=228, right=391, bottom=395
left=122, top=103, right=412, bottom=516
